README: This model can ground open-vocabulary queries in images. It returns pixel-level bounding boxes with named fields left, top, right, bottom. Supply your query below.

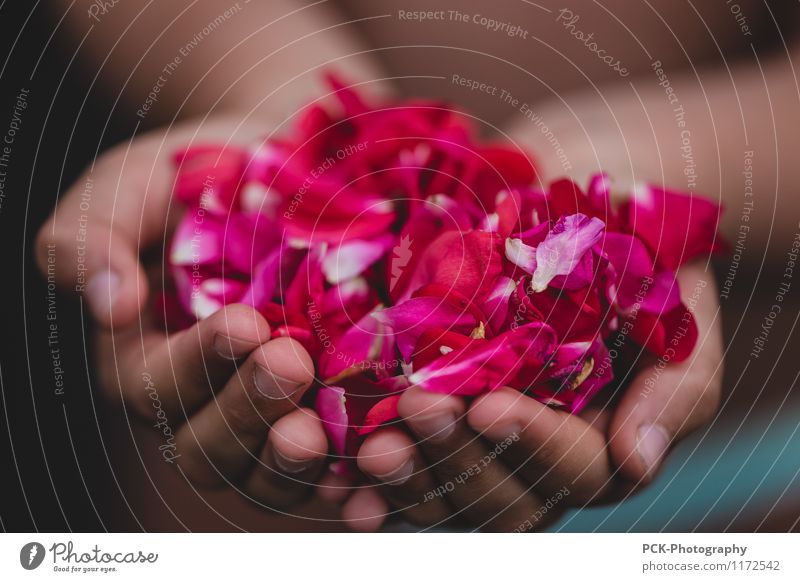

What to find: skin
left=38, top=0, right=794, bottom=530
left=38, top=0, right=388, bottom=522
left=36, top=116, right=331, bottom=512
left=353, top=261, right=723, bottom=531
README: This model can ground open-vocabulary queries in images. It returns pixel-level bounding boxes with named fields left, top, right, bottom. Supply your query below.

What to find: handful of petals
left=164, top=76, right=724, bottom=474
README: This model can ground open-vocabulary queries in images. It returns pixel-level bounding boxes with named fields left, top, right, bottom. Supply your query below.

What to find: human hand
left=344, top=261, right=722, bottom=531
left=35, top=116, right=331, bottom=511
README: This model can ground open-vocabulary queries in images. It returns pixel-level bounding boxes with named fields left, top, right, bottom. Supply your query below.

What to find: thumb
left=608, top=357, right=719, bottom=484
left=608, top=264, right=723, bottom=484
left=36, top=216, right=149, bottom=328
left=33, top=116, right=266, bottom=327
left=34, top=139, right=176, bottom=329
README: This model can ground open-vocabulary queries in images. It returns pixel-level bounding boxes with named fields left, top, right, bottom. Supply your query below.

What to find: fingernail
left=637, top=424, right=670, bottom=476
left=407, top=412, right=456, bottom=442
left=372, top=457, right=414, bottom=486
left=213, top=333, right=259, bottom=360
left=86, top=270, right=120, bottom=320
left=273, top=449, right=318, bottom=474
left=253, top=365, right=304, bottom=400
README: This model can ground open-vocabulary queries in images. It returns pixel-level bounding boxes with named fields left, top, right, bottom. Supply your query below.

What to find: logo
left=20, top=542, right=46, bottom=570
left=389, top=235, right=413, bottom=291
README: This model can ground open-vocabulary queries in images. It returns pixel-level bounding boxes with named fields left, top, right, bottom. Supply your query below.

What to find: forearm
left=509, top=49, right=800, bottom=253
left=55, top=0, right=387, bottom=123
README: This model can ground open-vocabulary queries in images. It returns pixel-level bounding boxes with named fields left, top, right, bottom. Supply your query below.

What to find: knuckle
left=693, top=382, right=721, bottom=425
left=224, top=392, right=267, bottom=437
left=681, top=369, right=722, bottom=428
left=522, top=440, right=562, bottom=470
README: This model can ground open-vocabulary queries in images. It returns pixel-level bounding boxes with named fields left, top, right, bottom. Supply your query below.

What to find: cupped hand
left=35, top=115, right=331, bottom=511
left=347, top=261, right=723, bottom=531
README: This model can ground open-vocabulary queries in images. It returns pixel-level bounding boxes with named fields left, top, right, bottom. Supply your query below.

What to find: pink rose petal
left=530, top=214, right=605, bottom=293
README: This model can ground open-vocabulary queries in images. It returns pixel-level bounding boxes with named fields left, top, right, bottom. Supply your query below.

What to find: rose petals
left=530, top=214, right=605, bottom=293
left=407, top=230, right=503, bottom=304
left=480, top=276, right=517, bottom=334
left=166, top=77, right=725, bottom=478
left=620, top=183, right=724, bottom=271
left=322, top=234, right=395, bottom=284
left=172, top=145, right=248, bottom=213
left=372, top=296, right=476, bottom=362
left=319, top=306, right=397, bottom=381
left=409, top=323, right=557, bottom=396
left=315, top=386, right=349, bottom=457
left=505, top=237, right=537, bottom=274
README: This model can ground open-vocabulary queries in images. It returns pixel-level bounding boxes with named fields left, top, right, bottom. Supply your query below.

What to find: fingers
left=242, top=408, right=328, bottom=509
left=608, top=358, right=720, bottom=483
left=397, top=387, right=545, bottom=531
left=109, top=304, right=271, bottom=420
left=175, top=337, right=315, bottom=487
left=341, top=488, right=390, bottom=533
left=37, top=216, right=150, bottom=328
left=609, top=263, right=724, bottom=483
left=316, top=471, right=352, bottom=503
left=34, top=116, right=267, bottom=328
left=357, top=427, right=451, bottom=528
left=34, top=140, right=173, bottom=328
left=468, top=388, right=615, bottom=504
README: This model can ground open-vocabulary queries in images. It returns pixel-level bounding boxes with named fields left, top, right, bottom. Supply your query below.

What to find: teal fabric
left=552, top=406, right=800, bottom=532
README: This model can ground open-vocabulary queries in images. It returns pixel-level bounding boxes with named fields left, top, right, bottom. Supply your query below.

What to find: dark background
left=0, top=3, right=137, bottom=532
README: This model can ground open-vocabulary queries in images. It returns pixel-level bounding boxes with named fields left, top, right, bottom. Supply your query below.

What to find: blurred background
left=1, top=1, right=798, bottom=532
